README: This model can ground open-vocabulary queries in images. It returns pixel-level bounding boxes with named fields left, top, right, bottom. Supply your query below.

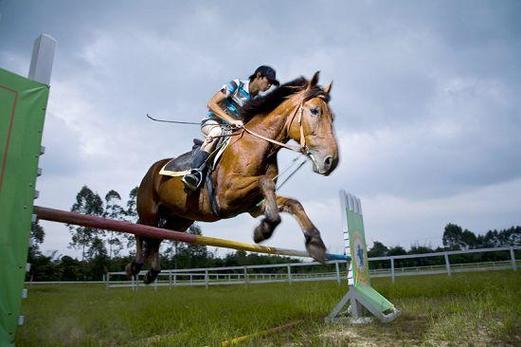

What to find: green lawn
left=17, top=271, right=521, bottom=346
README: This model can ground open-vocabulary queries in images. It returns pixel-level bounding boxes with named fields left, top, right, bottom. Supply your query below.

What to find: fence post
left=205, top=270, right=209, bottom=289
left=390, top=257, right=395, bottom=283
left=444, top=253, right=451, bottom=276
left=335, top=262, right=341, bottom=284
left=174, top=274, right=177, bottom=287
left=510, top=247, right=517, bottom=271
left=105, top=273, right=110, bottom=289
left=169, top=272, right=172, bottom=289
left=287, top=264, right=292, bottom=284
left=190, top=274, right=193, bottom=286
left=243, top=266, right=248, bottom=286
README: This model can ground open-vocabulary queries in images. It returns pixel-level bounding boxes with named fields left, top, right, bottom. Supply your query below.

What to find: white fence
left=108, top=260, right=347, bottom=289
left=106, top=246, right=519, bottom=289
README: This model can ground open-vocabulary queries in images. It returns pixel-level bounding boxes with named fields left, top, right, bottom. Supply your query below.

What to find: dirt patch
left=316, top=314, right=430, bottom=347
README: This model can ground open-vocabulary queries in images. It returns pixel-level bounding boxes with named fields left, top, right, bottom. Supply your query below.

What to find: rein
left=239, top=102, right=308, bottom=155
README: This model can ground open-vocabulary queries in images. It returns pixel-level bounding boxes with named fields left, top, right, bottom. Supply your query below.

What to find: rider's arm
left=207, top=80, right=244, bottom=127
left=207, top=90, right=239, bottom=125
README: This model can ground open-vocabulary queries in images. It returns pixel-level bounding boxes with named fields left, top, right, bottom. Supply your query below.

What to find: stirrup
left=182, top=169, right=202, bottom=191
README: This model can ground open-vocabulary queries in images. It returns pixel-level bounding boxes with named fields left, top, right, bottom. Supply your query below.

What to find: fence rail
left=105, top=246, right=519, bottom=289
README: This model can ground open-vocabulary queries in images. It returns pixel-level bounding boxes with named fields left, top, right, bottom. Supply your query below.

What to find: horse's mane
left=241, top=76, right=330, bottom=123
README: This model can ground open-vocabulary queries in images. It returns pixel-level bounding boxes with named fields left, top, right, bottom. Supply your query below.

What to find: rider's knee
left=208, top=126, right=224, bottom=138
left=202, top=138, right=217, bottom=152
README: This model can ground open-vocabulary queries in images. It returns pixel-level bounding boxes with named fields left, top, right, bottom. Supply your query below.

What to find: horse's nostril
left=324, top=156, right=333, bottom=169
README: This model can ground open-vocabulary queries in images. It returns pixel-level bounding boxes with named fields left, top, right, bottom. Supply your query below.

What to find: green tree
left=123, top=187, right=139, bottom=249
left=443, top=223, right=478, bottom=250
left=125, top=187, right=138, bottom=222
left=498, top=226, right=521, bottom=246
left=442, top=223, right=464, bottom=250
left=86, top=236, right=109, bottom=280
left=69, top=186, right=104, bottom=260
left=408, top=244, right=434, bottom=254
left=461, top=229, right=478, bottom=249
left=387, top=246, right=407, bottom=256
left=169, top=224, right=209, bottom=268
left=368, top=241, right=388, bottom=257
left=103, top=190, right=125, bottom=257
left=58, top=256, right=82, bottom=281
left=28, top=221, right=45, bottom=259
left=27, top=251, right=60, bottom=281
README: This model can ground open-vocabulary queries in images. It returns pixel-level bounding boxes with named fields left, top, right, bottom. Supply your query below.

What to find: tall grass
left=17, top=271, right=520, bottom=346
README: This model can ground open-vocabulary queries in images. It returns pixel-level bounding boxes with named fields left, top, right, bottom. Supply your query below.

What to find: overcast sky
left=1, top=0, right=520, bottom=259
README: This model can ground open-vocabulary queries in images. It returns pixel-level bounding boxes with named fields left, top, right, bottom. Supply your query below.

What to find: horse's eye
left=310, top=106, right=321, bottom=116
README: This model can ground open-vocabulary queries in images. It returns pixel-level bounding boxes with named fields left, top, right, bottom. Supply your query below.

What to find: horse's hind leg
left=125, top=215, right=158, bottom=280
left=125, top=235, right=144, bottom=279
left=143, top=238, right=161, bottom=284
left=276, top=195, right=327, bottom=263
left=128, top=159, right=165, bottom=282
left=143, top=216, right=194, bottom=284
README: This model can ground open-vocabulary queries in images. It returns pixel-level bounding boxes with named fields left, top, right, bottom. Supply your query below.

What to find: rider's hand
left=230, top=120, right=244, bottom=128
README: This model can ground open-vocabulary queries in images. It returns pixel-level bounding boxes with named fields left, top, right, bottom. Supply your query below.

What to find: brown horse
left=127, top=72, right=339, bottom=283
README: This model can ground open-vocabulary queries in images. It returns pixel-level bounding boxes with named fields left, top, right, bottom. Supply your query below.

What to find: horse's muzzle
left=309, top=151, right=339, bottom=176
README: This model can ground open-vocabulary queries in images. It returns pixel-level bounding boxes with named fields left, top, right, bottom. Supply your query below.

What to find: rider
left=183, top=65, right=280, bottom=191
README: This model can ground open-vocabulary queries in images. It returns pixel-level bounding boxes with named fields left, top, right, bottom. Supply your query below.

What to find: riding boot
left=182, top=150, right=210, bottom=191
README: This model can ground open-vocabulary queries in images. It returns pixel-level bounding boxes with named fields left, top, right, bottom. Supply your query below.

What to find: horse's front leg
left=252, top=177, right=281, bottom=243
left=276, top=195, right=327, bottom=263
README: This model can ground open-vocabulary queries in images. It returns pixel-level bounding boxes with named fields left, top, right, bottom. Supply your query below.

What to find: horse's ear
left=308, top=71, right=320, bottom=89
left=323, top=81, right=333, bottom=95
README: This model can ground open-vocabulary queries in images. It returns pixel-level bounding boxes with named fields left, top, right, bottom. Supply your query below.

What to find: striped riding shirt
left=204, top=79, right=253, bottom=124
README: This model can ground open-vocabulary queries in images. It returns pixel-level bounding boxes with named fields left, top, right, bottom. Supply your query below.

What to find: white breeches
left=201, top=119, right=224, bottom=152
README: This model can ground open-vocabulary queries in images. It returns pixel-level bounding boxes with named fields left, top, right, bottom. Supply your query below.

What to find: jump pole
left=34, top=206, right=349, bottom=261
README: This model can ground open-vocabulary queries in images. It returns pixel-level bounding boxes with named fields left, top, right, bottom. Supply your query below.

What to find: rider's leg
left=183, top=120, right=222, bottom=191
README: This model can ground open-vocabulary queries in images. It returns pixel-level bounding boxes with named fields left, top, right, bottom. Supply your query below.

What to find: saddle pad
left=159, top=151, right=192, bottom=177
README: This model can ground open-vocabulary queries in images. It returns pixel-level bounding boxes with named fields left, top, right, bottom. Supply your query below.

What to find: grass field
left=17, top=271, right=521, bottom=346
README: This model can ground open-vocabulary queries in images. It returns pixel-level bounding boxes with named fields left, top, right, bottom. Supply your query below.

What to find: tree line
left=28, top=186, right=520, bottom=281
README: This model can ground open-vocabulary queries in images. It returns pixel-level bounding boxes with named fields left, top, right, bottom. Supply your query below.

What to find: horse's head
left=288, top=72, right=339, bottom=176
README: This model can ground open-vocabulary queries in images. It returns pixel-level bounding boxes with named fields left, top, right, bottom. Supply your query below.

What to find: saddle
left=159, top=137, right=231, bottom=216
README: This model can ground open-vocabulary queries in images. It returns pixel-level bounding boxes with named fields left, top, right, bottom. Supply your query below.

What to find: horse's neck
left=222, top=101, right=297, bottom=176
left=245, top=102, right=295, bottom=150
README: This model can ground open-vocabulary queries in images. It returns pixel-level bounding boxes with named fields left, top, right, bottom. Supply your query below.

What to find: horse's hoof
left=143, top=269, right=161, bottom=284
left=125, top=261, right=143, bottom=279
left=305, top=234, right=327, bottom=263
left=253, top=221, right=273, bottom=243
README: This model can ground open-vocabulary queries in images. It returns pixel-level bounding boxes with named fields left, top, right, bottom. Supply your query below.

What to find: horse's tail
left=136, top=158, right=171, bottom=224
